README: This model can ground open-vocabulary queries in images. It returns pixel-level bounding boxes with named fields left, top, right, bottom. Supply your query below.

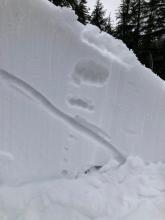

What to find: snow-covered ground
left=0, top=0, right=165, bottom=219
left=0, top=156, right=165, bottom=220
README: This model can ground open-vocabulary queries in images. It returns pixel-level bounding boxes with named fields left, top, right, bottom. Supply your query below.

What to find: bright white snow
left=0, top=157, right=165, bottom=219
left=0, top=0, right=165, bottom=219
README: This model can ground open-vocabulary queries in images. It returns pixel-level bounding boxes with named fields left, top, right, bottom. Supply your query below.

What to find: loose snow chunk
left=72, top=59, right=109, bottom=86
left=67, top=96, right=94, bottom=111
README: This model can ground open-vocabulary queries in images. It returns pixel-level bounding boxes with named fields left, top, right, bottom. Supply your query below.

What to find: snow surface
left=0, top=157, right=165, bottom=219
left=0, top=0, right=165, bottom=219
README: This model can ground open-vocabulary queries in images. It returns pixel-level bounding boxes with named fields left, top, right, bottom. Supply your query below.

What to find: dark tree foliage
left=138, top=0, right=165, bottom=78
left=129, top=0, right=144, bottom=50
left=116, top=0, right=165, bottom=79
left=90, top=0, right=107, bottom=31
left=115, top=0, right=132, bottom=46
left=105, top=14, right=113, bottom=34
left=75, top=0, right=90, bottom=25
left=49, top=0, right=77, bottom=9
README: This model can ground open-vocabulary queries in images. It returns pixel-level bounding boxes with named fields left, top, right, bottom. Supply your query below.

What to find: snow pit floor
left=0, top=156, right=165, bottom=220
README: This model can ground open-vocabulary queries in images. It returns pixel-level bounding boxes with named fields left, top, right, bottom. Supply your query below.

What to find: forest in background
left=49, top=0, right=165, bottom=79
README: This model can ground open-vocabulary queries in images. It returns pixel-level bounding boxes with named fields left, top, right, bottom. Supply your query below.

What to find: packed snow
left=0, top=157, right=165, bottom=219
left=0, top=0, right=165, bottom=219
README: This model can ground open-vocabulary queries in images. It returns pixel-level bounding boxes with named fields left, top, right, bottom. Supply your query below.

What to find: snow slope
left=0, top=0, right=165, bottom=184
left=0, top=0, right=165, bottom=219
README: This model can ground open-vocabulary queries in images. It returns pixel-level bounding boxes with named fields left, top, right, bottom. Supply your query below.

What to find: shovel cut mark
left=67, top=96, right=94, bottom=112
left=72, top=59, right=110, bottom=87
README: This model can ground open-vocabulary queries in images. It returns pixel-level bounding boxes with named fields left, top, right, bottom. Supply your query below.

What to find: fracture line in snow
left=75, top=115, right=112, bottom=142
left=0, top=69, right=126, bottom=163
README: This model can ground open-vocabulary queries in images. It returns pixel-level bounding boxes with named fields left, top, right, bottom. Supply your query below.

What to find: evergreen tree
left=129, top=0, right=144, bottom=50
left=130, top=0, right=164, bottom=72
left=140, top=0, right=165, bottom=74
left=115, top=0, right=133, bottom=47
left=115, top=0, right=165, bottom=78
left=90, top=0, right=107, bottom=31
left=141, top=0, right=165, bottom=36
left=49, top=0, right=77, bottom=9
left=75, top=0, right=90, bottom=25
left=105, top=14, right=113, bottom=34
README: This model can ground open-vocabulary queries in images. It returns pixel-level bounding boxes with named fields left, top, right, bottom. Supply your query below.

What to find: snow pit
left=0, top=0, right=165, bottom=219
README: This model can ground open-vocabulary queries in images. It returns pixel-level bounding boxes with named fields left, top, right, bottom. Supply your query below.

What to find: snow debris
left=0, top=157, right=164, bottom=220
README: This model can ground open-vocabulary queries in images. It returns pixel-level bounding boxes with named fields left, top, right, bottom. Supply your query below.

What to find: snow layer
left=0, top=157, right=165, bottom=220
left=0, top=0, right=165, bottom=219
left=0, top=0, right=165, bottom=184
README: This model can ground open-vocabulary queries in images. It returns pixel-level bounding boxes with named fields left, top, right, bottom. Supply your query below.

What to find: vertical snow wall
left=0, top=0, right=165, bottom=184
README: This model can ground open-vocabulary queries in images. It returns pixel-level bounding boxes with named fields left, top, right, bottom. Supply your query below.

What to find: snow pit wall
left=0, top=0, right=165, bottom=184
